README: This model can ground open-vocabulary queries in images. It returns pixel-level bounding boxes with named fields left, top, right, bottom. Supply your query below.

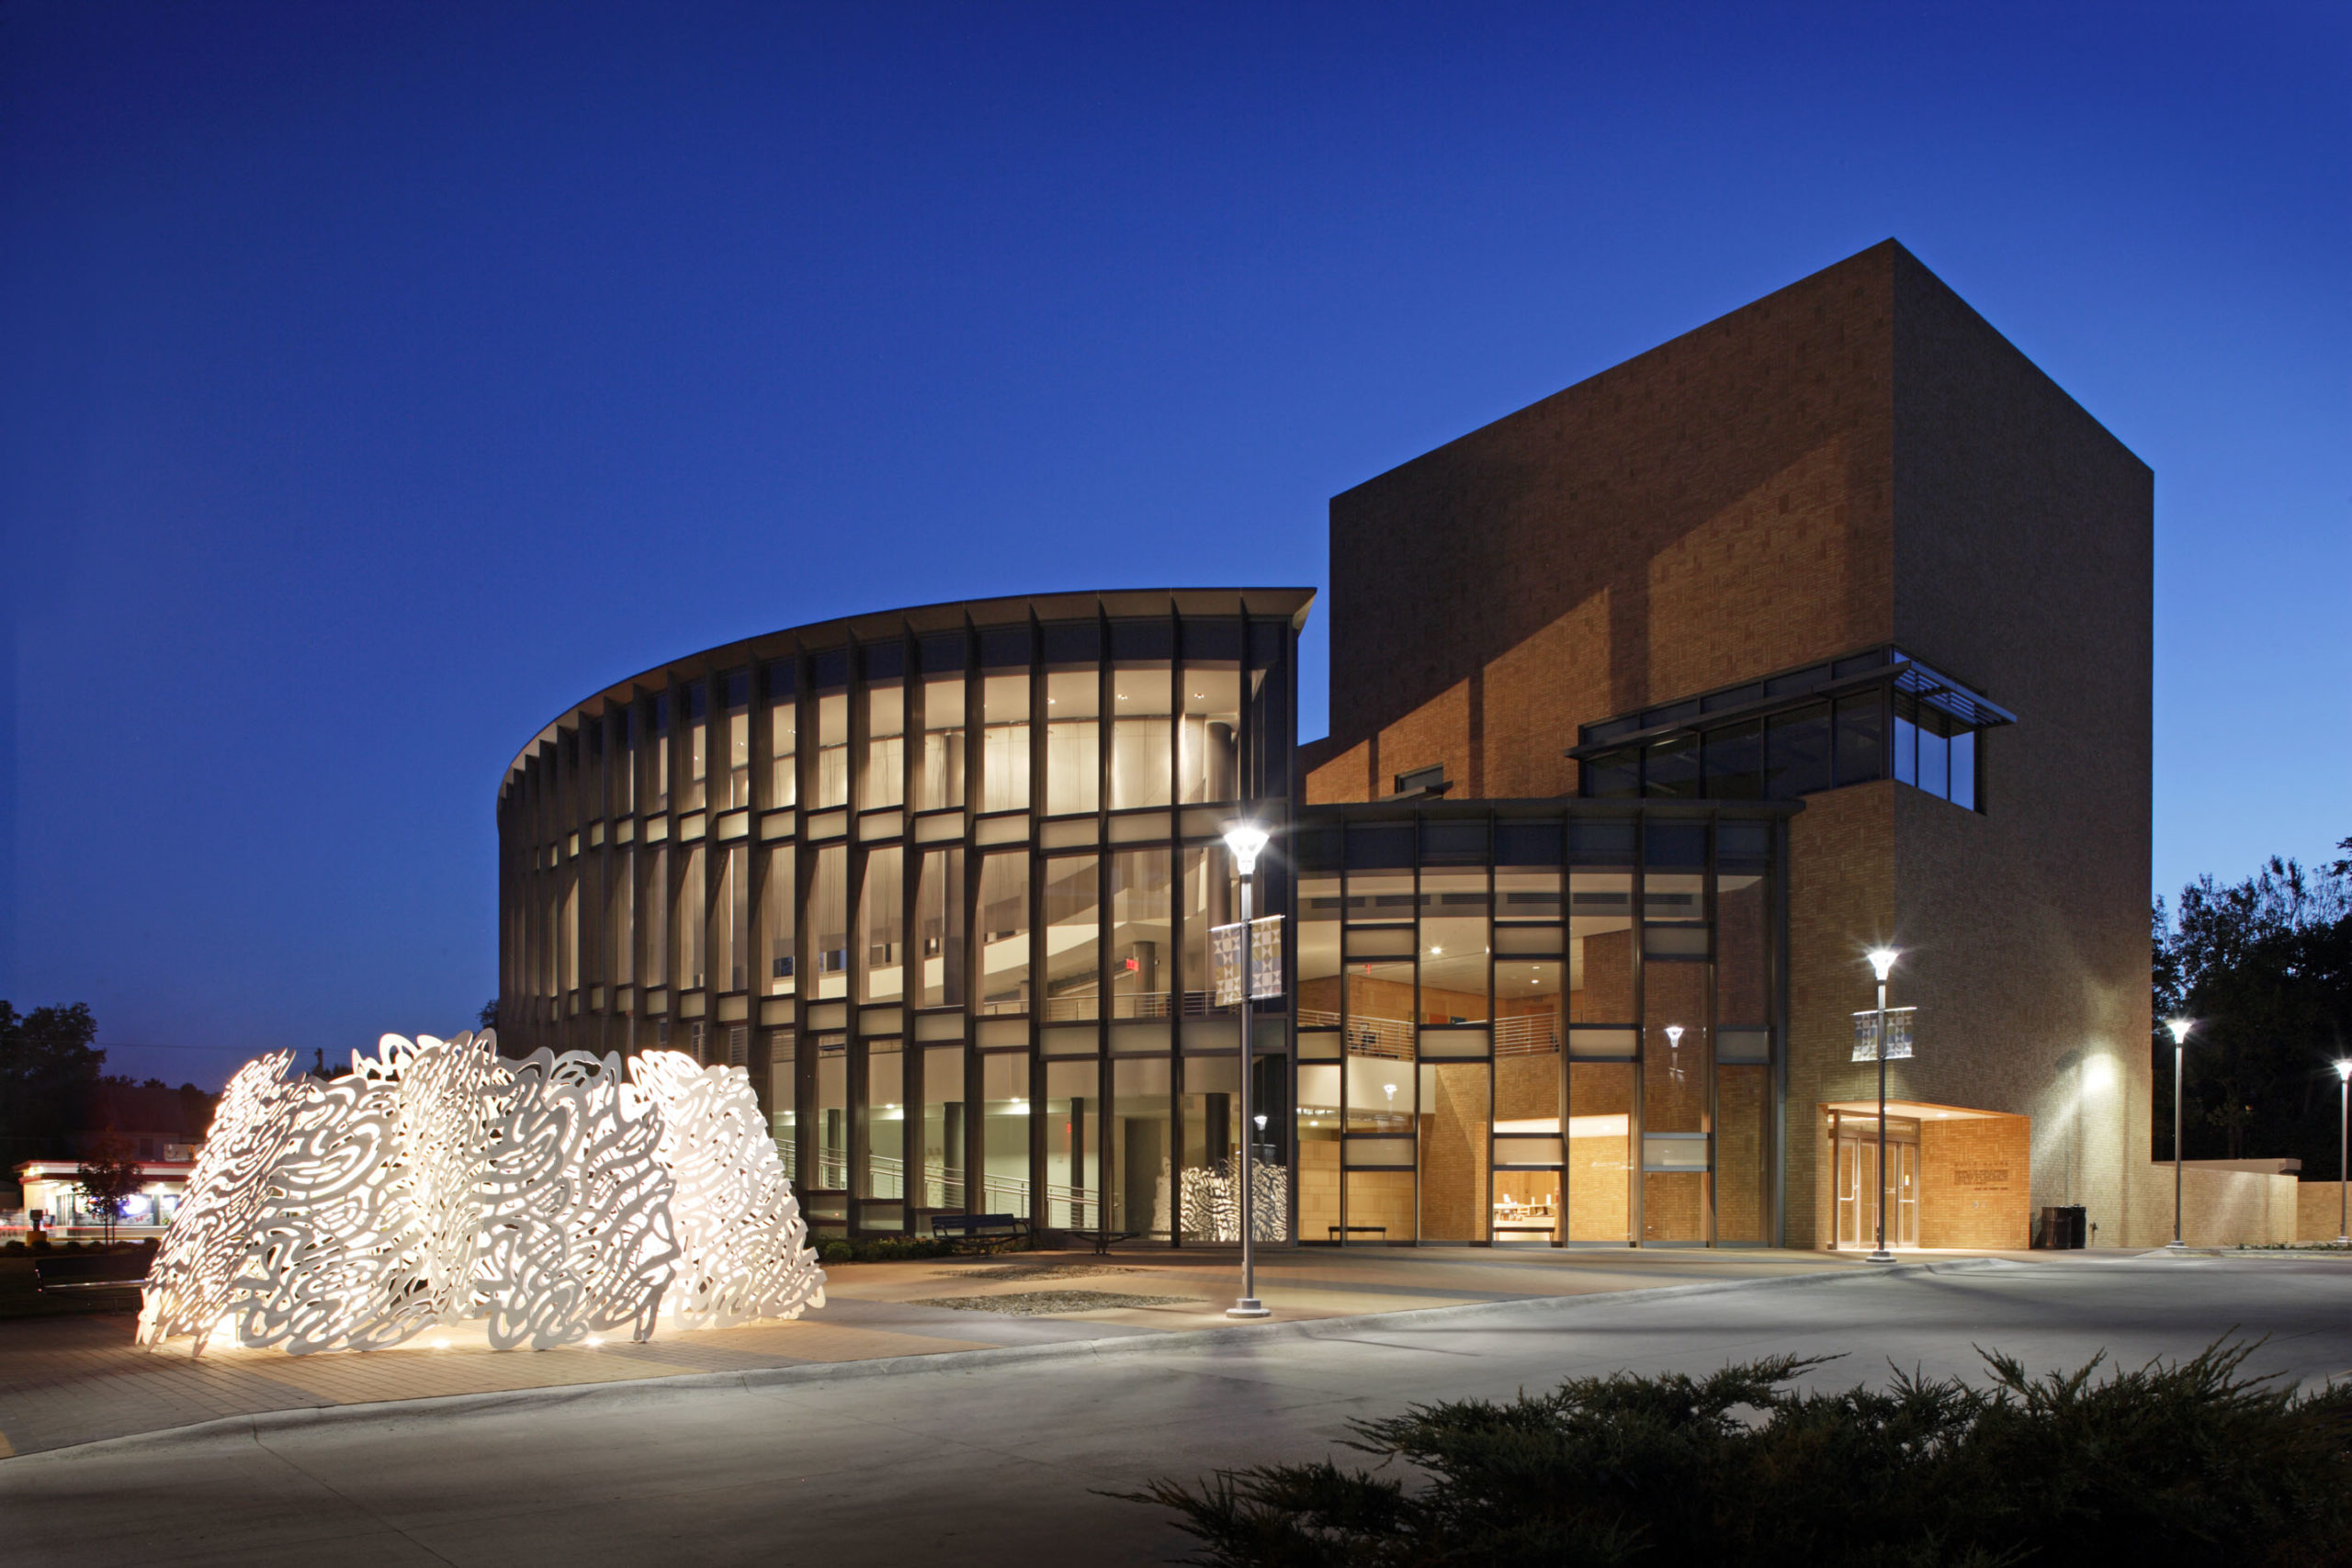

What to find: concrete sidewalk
left=6, top=1253, right=2345, bottom=1568
left=0, top=1244, right=2017, bottom=1459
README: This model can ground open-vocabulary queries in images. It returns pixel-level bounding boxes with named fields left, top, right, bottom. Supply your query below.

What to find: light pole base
left=1864, top=1250, right=1896, bottom=1263
left=1226, top=1299, right=1271, bottom=1319
left=2165, top=1240, right=2188, bottom=1249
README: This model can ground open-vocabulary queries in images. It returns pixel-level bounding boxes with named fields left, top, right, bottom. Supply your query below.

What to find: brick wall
left=1917, top=1114, right=2030, bottom=1248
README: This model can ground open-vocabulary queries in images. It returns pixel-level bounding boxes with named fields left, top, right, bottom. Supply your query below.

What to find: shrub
left=815, top=1234, right=974, bottom=1265
left=1125, top=1340, right=2352, bottom=1567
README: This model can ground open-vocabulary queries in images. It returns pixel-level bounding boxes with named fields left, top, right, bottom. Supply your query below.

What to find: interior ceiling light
left=138, top=1032, right=826, bottom=1358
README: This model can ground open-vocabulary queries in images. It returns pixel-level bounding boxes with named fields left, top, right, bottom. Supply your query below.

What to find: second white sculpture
left=137, top=1032, right=825, bottom=1356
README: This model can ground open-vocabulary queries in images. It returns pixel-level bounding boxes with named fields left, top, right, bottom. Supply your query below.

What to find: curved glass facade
left=497, top=591, right=1308, bottom=1242
left=499, top=589, right=1789, bottom=1247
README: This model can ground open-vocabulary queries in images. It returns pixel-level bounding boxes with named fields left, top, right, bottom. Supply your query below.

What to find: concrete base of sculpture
left=138, top=1032, right=825, bottom=1356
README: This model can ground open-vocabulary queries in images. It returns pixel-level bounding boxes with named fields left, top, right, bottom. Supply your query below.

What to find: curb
left=6, top=1256, right=2016, bottom=1465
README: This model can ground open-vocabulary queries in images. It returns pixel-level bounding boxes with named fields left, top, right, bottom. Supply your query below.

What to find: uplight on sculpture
left=138, top=1032, right=824, bottom=1356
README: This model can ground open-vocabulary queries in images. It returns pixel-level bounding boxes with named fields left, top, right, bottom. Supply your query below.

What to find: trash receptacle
left=2035, top=1205, right=2087, bottom=1249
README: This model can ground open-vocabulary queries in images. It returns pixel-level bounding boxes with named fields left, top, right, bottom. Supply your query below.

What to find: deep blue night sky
left=5, top=4, right=2345, bottom=1091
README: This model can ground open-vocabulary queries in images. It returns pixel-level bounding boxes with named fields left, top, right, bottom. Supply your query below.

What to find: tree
left=477, top=998, right=500, bottom=1033
left=0, top=1000, right=106, bottom=1166
left=2153, top=840, right=2352, bottom=1168
left=74, top=1132, right=144, bottom=1246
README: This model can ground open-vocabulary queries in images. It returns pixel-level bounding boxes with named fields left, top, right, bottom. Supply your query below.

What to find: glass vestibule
left=1299, top=811, right=1781, bottom=1247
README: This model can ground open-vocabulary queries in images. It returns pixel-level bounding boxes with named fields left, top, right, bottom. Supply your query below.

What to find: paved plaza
left=0, top=1242, right=1919, bottom=1458
left=4, top=1250, right=2347, bottom=1566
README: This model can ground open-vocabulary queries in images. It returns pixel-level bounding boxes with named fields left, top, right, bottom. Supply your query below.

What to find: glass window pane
left=1917, top=715, right=1950, bottom=802
left=1642, top=734, right=1700, bottom=799
left=1343, top=1170, right=1416, bottom=1243
left=1111, top=1056, right=1172, bottom=1237
left=920, top=1044, right=966, bottom=1213
left=1345, top=964, right=1415, bottom=1107
left=1420, top=1061, right=1488, bottom=1241
left=1297, top=872, right=1341, bottom=1025
left=1110, top=661, right=1172, bottom=809
left=917, top=849, right=965, bottom=1008
left=1180, top=661, right=1241, bottom=804
left=1716, top=1062, right=1770, bottom=1243
left=1892, top=700, right=1917, bottom=788
left=1569, top=857, right=1634, bottom=1026
left=1950, top=728, right=1976, bottom=810
left=766, top=1029, right=796, bottom=1158
left=1642, top=954, right=1708, bottom=1134
left=1046, top=1058, right=1099, bottom=1229
left=1582, top=748, right=1639, bottom=799
left=1043, top=854, right=1100, bottom=1022
left=1419, top=868, right=1488, bottom=1024
left=980, top=671, right=1031, bottom=814
left=1642, top=1171, right=1708, bottom=1244
left=608, top=844, right=634, bottom=986
left=814, top=1034, right=847, bottom=1190
left=650, top=694, right=671, bottom=814
left=639, top=844, right=668, bottom=987
left=862, top=1042, right=903, bottom=1201
left=1182, top=845, right=1238, bottom=1019
left=726, top=671, right=752, bottom=809
left=684, top=681, right=708, bottom=812
left=816, top=688, right=849, bottom=808
left=979, top=1051, right=1030, bottom=1214
left=1495, top=961, right=1562, bottom=1061
left=920, top=674, right=966, bottom=812
left=1046, top=669, right=1100, bottom=816
left=865, top=678, right=905, bottom=810
left=1566, top=1061, right=1632, bottom=1242
left=860, top=847, right=904, bottom=1003
left=675, top=845, right=707, bottom=991
left=1495, top=864, right=1562, bottom=924
left=766, top=661, right=797, bottom=807
left=813, top=844, right=848, bottom=999
left=1110, top=848, right=1173, bottom=1020
left=1765, top=703, right=1832, bottom=797
left=978, top=852, right=1030, bottom=1014
left=717, top=843, right=748, bottom=993
left=1180, top=1055, right=1238, bottom=1239
left=1834, top=692, right=1884, bottom=787
left=762, top=845, right=796, bottom=996
left=1702, top=721, right=1764, bottom=800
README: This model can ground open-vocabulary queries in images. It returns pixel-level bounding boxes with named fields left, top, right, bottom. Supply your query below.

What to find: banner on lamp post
left=1211, top=916, right=1284, bottom=1005
left=1851, top=1006, right=1917, bottom=1062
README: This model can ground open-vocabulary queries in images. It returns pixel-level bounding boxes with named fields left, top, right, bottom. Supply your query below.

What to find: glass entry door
left=1834, top=1121, right=1917, bottom=1249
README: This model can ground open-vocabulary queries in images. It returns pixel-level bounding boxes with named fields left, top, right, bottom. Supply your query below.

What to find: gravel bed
left=907, top=1290, right=1201, bottom=1316
left=933, top=1262, right=1139, bottom=1282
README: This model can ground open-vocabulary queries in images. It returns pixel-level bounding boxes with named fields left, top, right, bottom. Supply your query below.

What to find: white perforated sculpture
left=138, top=1032, right=824, bottom=1355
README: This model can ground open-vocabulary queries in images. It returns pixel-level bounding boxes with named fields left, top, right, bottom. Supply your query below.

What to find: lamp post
left=1866, top=948, right=1900, bottom=1262
left=1223, top=821, right=1272, bottom=1319
left=2166, top=1018, right=2192, bottom=1249
left=2335, top=1060, right=2350, bottom=1247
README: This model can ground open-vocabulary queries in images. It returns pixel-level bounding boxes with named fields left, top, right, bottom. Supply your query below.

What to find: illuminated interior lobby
left=497, top=241, right=2156, bottom=1250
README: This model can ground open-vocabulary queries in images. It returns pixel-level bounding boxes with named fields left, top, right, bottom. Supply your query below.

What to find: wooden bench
left=33, top=1255, right=152, bottom=1293
left=1327, top=1225, right=1389, bottom=1242
left=928, top=1213, right=1031, bottom=1254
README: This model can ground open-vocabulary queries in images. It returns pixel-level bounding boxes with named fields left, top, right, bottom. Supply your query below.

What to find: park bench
left=33, top=1254, right=152, bottom=1293
left=1059, top=1227, right=1138, bottom=1256
left=928, top=1213, right=1031, bottom=1254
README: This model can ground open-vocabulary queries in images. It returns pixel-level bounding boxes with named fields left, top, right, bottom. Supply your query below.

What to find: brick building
left=1298, top=239, right=2152, bottom=1248
left=498, top=240, right=2154, bottom=1250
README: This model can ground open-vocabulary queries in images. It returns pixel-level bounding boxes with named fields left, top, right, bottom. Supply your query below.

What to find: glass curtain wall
left=497, top=601, right=1306, bottom=1246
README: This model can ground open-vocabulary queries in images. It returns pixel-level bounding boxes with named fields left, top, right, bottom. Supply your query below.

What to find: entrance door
left=1834, top=1128, right=1918, bottom=1249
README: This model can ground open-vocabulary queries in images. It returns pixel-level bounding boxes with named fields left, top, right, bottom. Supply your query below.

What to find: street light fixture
left=2335, top=1060, right=2351, bottom=1247
left=1865, top=948, right=1899, bottom=1262
left=1222, top=820, right=1273, bottom=1320
left=2166, top=1018, right=2193, bottom=1249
